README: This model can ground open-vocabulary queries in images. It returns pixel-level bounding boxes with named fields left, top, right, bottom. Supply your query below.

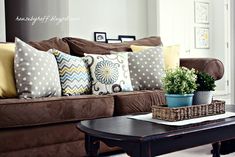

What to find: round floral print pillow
left=84, top=53, right=133, bottom=95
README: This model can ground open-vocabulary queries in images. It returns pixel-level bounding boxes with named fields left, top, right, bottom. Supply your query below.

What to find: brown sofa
left=0, top=37, right=224, bottom=157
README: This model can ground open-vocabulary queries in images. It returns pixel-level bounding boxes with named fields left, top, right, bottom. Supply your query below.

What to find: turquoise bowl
left=165, top=94, right=194, bottom=108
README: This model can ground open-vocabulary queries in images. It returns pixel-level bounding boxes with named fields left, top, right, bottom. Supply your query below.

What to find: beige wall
left=6, top=0, right=148, bottom=42
left=147, top=0, right=159, bottom=36
left=0, top=0, right=5, bottom=42
left=231, top=0, right=235, bottom=103
left=68, top=0, right=148, bottom=40
left=211, top=0, right=226, bottom=93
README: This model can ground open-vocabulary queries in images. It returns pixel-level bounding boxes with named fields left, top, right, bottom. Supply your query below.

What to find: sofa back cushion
left=63, top=36, right=162, bottom=57
left=0, top=43, right=17, bottom=98
left=29, top=37, right=70, bottom=53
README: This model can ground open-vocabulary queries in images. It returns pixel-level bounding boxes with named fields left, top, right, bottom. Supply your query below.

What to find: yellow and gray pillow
left=51, top=49, right=91, bottom=96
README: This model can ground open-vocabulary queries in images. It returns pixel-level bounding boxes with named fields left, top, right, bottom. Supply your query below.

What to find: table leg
left=85, top=134, right=100, bottom=157
left=100, top=139, right=152, bottom=157
left=128, top=142, right=152, bottom=157
left=140, top=142, right=152, bottom=157
left=212, top=142, right=221, bottom=157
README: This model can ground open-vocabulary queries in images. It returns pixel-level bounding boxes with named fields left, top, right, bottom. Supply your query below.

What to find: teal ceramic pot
left=165, top=94, right=194, bottom=108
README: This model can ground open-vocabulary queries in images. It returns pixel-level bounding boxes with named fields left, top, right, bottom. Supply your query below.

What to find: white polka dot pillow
left=84, top=53, right=133, bottom=95
left=128, top=47, right=165, bottom=90
left=14, top=38, right=61, bottom=98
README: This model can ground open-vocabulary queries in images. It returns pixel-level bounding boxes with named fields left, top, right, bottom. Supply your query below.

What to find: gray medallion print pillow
left=14, top=38, right=61, bottom=98
left=128, top=47, right=165, bottom=90
left=85, top=53, right=133, bottom=95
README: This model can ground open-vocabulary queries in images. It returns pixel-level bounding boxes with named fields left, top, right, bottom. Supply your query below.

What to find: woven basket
left=152, top=100, right=225, bottom=122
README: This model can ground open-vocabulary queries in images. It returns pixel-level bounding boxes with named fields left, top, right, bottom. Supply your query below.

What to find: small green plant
left=162, top=67, right=197, bottom=94
left=196, top=71, right=216, bottom=91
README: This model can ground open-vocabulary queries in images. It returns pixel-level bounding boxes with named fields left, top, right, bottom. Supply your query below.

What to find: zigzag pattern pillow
left=51, top=49, right=91, bottom=96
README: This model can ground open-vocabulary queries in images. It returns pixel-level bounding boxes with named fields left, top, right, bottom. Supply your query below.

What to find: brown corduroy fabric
left=0, top=95, right=114, bottom=128
left=180, top=58, right=224, bottom=80
left=0, top=139, right=119, bottom=157
left=63, top=36, right=162, bottom=57
left=29, top=37, right=70, bottom=53
left=0, top=123, right=82, bottom=153
left=112, top=90, right=166, bottom=116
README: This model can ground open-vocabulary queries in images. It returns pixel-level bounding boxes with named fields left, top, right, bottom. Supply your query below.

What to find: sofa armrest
left=180, top=58, right=224, bottom=81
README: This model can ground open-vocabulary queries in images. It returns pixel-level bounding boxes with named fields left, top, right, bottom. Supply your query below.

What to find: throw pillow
left=130, top=45, right=180, bottom=69
left=51, top=49, right=91, bottom=96
left=163, top=45, right=180, bottom=69
left=14, top=38, right=61, bottom=98
left=84, top=53, right=133, bottom=95
left=128, top=47, right=165, bottom=90
left=0, top=43, right=17, bottom=98
left=130, top=45, right=154, bottom=52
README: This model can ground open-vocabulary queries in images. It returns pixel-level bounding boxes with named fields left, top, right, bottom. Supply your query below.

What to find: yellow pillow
left=130, top=45, right=180, bottom=69
left=162, top=45, right=180, bottom=69
left=0, top=43, right=17, bottom=98
left=130, top=45, right=155, bottom=52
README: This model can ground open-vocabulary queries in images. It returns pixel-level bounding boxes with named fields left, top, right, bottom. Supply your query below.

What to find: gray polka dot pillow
left=14, top=38, right=61, bottom=98
left=128, top=47, right=165, bottom=90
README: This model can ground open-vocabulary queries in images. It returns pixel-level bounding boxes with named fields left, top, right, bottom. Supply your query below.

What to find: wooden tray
left=152, top=100, right=225, bottom=122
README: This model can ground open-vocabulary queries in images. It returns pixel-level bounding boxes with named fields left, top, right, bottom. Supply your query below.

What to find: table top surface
left=77, top=105, right=235, bottom=141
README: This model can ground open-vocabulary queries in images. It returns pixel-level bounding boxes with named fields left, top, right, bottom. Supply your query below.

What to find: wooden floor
left=105, top=144, right=235, bottom=157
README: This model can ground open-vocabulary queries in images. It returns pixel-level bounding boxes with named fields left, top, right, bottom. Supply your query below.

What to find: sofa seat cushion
left=0, top=95, right=114, bottom=128
left=1, top=135, right=118, bottom=157
left=0, top=123, right=82, bottom=153
left=0, top=123, right=119, bottom=155
left=112, top=90, right=166, bottom=116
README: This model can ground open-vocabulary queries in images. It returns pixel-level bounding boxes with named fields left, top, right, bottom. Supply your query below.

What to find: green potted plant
left=193, top=71, right=216, bottom=105
left=162, top=67, right=197, bottom=108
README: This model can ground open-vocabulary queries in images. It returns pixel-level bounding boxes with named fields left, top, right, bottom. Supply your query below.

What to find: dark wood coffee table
left=77, top=105, right=235, bottom=157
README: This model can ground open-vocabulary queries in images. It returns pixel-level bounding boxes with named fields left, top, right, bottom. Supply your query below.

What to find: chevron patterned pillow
left=51, top=49, right=91, bottom=96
